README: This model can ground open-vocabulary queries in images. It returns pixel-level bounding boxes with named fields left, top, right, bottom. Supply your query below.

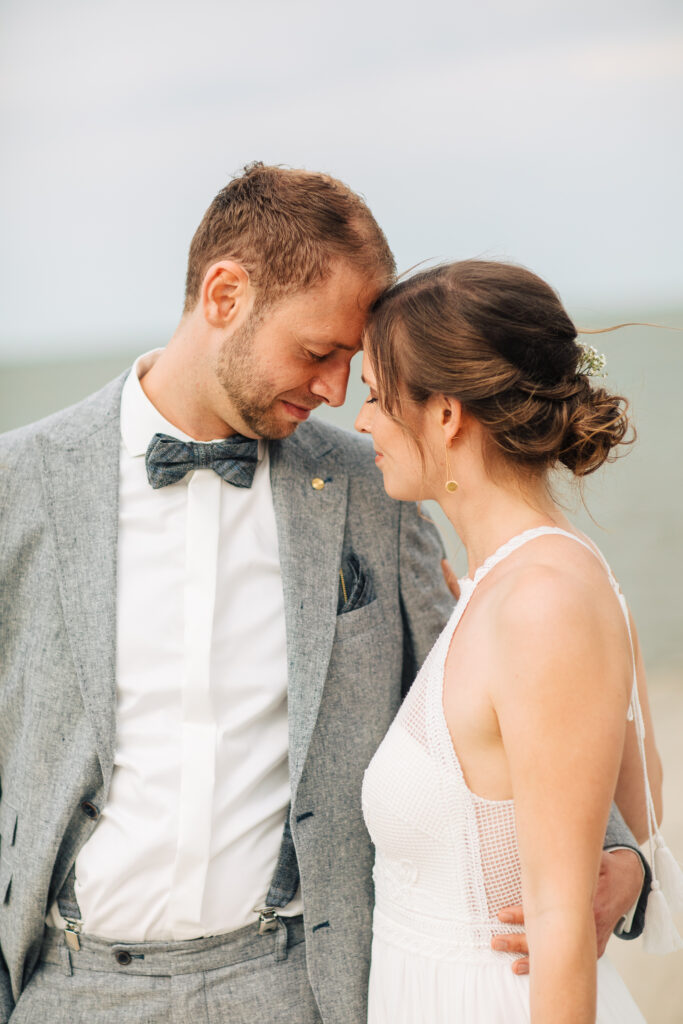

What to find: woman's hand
left=494, top=846, right=645, bottom=971
left=441, top=559, right=460, bottom=601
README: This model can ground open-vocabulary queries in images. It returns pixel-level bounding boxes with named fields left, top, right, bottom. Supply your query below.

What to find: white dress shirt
left=51, top=350, right=301, bottom=940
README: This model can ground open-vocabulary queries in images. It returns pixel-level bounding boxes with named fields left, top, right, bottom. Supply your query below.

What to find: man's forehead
left=285, top=295, right=367, bottom=347
left=264, top=265, right=377, bottom=344
left=293, top=261, right=383, bottom=312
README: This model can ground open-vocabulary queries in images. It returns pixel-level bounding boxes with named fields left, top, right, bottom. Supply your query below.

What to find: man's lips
left=282, top=400, right=317, bottom=421
left=374, top=451, right=384, bottom=463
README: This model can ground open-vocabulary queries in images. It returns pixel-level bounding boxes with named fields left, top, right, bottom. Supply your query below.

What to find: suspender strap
left=55, top=810, right=300, bottom=944
left=56, top=863, right=83, bottom=950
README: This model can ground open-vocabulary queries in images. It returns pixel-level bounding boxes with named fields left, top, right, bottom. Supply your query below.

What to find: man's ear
left=201, top=261, right=251, bottom=328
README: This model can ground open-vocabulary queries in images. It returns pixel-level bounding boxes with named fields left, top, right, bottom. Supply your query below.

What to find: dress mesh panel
left=363, top=603, right=524, bottom=958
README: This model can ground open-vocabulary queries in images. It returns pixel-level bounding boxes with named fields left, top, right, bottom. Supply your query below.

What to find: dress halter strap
left=464, top=526, right=610, bottom=587
left=457, top=524, right=683, bottom=953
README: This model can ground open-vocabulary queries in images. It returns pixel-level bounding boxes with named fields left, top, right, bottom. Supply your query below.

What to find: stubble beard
left=215, top=317, right=300, bottom=440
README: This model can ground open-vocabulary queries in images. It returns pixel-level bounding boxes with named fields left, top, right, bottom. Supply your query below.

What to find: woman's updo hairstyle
left=363, top=260, right=634, bottom=477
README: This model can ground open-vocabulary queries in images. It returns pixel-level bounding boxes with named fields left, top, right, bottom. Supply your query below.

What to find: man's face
left=216, top=261, right=381, bottom=439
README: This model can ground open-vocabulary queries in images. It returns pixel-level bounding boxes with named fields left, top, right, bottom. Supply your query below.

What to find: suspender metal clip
left=255, top=907, right=279, bottom=934
left=64, top=918, right=82, bottom=951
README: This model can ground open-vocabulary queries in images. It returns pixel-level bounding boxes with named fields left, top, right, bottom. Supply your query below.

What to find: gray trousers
left=11, top=917, right=322, bottom=1023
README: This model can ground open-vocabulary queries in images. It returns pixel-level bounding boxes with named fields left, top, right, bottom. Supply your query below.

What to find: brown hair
left=364, top=260, right=634, bottom=478
left=184, top=162, right=395, bottom=312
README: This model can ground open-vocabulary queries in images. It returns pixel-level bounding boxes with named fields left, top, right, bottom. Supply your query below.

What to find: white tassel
left=654, top=840, right=683, bottom=913
left=642, top=883, right=683, bottom=954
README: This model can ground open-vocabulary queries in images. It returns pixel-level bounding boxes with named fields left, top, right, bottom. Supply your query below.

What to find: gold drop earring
left=444, top=440, right=459, bottom=493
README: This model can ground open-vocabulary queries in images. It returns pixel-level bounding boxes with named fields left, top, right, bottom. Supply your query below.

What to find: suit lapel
left=270, top=425, right=348, bottom=799
left=39, top=380, right=124, bottom=788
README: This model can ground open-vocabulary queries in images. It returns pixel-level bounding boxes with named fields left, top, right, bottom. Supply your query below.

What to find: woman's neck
left=437, top=470, right=568, bottom=579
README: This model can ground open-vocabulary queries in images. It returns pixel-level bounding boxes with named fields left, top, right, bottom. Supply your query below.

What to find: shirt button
left=81, top=800, right=100, bottom=820
left=115, top=950, right=132, bottom=966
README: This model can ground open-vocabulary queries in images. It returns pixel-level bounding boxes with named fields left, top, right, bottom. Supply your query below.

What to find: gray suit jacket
left=0, top=374, right=647, bottom=1023
left=0, top=373, right=454, bottom=1023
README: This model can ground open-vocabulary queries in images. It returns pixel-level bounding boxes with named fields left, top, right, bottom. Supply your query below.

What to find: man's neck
left=140, top=330, right=239, bottom=441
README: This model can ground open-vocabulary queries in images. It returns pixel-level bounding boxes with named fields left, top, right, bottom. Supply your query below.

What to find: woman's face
left=355, top=353, right=437, bottom=501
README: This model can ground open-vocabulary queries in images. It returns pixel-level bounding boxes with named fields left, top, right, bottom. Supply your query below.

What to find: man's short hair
left=184, top=162, right=396, bottom=312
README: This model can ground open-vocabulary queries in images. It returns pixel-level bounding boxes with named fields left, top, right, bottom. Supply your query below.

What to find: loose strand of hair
left=577, top=321, right=682, bottom=334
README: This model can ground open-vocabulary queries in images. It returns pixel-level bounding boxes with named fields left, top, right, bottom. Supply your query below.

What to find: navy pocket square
left=338, top=551, right=376, bottom=614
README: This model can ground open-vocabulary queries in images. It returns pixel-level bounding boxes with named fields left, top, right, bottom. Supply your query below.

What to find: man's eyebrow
left=297, top=334, right=359, bottom=353
left=327, top=340, right=361, bottom=353
left=333, top=341, right=360, bottom=352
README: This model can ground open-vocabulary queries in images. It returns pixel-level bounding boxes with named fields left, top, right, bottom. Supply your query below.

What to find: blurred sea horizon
left=1, top=313, right=681, bottom=677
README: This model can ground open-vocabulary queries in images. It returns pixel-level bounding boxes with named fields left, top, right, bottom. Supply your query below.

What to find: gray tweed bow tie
left=145, top=432, right=259, bottom=489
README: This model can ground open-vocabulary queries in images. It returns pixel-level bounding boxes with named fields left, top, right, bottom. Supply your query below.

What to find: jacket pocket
left=334, top=593, right=382, bottom=641
left=338, top=551, right=376, bottom=615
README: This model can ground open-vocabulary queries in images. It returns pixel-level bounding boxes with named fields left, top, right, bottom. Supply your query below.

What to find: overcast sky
left=1, top=0, right=681, bottom=360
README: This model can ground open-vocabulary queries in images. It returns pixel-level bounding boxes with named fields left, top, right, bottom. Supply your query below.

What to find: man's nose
left=310, top=361, right=351, bottom=408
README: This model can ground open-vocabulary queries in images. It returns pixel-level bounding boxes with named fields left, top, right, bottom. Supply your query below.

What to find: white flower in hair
left=577, top=342, right=607, bottom=377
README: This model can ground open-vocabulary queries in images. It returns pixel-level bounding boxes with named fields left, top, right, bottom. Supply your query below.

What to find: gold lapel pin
left=311, top=477, right=325, bottom=491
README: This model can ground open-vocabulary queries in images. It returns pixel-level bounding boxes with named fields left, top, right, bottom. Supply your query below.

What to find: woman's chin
left=381, top=476, right=424, bottom=503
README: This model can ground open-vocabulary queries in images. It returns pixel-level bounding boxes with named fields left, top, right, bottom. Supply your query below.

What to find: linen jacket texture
left=0, top=373, right=647, bottom=1024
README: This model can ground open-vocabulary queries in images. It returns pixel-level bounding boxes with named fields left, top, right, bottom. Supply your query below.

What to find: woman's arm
left=491, top=566, right=631, bottom=1024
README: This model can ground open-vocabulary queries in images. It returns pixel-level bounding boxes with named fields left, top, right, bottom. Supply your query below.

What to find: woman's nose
left=354, top=403, right=370, bottom=433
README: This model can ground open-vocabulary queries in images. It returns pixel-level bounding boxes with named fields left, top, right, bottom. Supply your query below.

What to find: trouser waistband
left=40, top=915, right=305, bottom=977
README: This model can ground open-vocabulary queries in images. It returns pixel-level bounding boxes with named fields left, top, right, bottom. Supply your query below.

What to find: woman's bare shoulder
left=483, top=539, right=630, bottom=696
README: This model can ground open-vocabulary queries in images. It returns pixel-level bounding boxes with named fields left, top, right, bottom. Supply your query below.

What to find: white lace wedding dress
left=362, top=527, right=648, bottom=1023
